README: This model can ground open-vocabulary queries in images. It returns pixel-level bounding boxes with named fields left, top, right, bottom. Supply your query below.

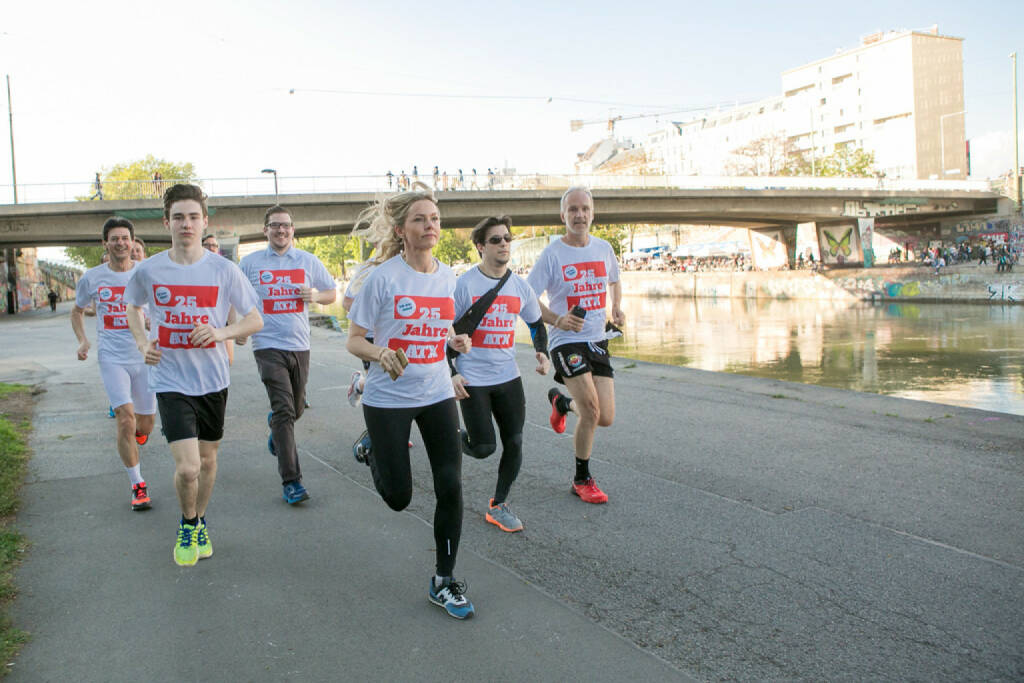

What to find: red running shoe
left=135, top=432, right=148, bottom=446
left=131, top=482, right=151, bottom=511
left=571, top=477, right=608, bottom=504
left=548, top=388, right=568, bottom=434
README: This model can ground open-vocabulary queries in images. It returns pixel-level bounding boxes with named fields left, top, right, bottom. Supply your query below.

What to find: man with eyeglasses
left=239, top=205, right=337, bottom=504
left=450, top=216, right=549, bottom=532
left=202, top=233, right=220, bottom=254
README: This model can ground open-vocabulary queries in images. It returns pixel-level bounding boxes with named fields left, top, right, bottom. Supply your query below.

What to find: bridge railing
left=0, top=173, right=995, bottom=205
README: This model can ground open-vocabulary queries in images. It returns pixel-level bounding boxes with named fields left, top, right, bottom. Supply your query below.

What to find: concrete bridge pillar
left=796, top=222, right=822, bottom=265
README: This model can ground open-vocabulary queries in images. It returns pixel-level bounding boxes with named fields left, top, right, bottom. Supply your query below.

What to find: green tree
left=435, top=228, right=474, bottom=265
left=294, top=235, right=361, bottom=278
left=591, top=224, right=624, bottom=256
left=66, top=156, right=198, bottom=268
left=84, top=155, right=198, bottom=201
left=782, top=146, right=877, bottom=177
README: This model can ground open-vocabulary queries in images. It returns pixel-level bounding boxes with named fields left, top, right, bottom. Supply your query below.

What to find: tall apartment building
left=639, top=27, right=966, bottom=180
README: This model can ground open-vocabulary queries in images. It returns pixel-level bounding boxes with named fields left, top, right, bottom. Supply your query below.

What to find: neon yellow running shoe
left=174, top=521, right=199, bottom=567
left=196, top=519, right=213, bottom=560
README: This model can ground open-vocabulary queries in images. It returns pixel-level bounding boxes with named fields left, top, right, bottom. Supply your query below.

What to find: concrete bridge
left=0, top=182, right=1007, bottom=248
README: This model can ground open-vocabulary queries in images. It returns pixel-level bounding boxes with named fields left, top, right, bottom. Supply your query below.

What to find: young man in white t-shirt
left=124, top=184, right=263, bottom=567
left=451, top=216, right=550, bottom=532
left=71, top=217, right=157, bottom=511
left=527, top=187, right=625, bottom=504
left=238, top=205, right=337, bottom=504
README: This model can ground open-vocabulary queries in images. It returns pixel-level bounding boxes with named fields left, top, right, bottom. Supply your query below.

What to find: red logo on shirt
left=471, top=329, right=514, bottom=348
left=98, top=286, right=124, bottom=303
left=259, top=269, right=305, bottom=288
left=263, top=298, right=304, bottom=314
left=393, top=295, right=455, bottom=320
left=567, top=292, right=607, bottom=310
left=469, top=295, right=520, bottom=348
left=152, top=284, right=219, bottom=308
left=103, top=315, right=128, bottom=330
left=388, top=338, right=446, bottom=363
left=158, top=325, right=214, bottom=349
left=561, top=261, right=607, bottom=281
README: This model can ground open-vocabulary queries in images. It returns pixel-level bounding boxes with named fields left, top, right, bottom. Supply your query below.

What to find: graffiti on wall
left=750, top=230, right=788, bottom=269
left=986, top=283, right=1024, bottom=302
left=820, top=225, right=859, bottom=264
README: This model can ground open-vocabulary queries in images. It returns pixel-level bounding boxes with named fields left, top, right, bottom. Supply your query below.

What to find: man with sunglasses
left=239, top=205, right=337, bottom=504
left=527, top=187, right=625, bottom=504
left=451, top=216, right=549, bottom=532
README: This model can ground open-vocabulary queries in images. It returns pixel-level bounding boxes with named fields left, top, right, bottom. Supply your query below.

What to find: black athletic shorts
left=551, top=340, right=614, bottom=384
left=157, top=389, right=228, bottom=443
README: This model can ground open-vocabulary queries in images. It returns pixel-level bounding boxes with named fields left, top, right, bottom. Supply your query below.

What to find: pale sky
left=2, top=0, right=1022, bottom=189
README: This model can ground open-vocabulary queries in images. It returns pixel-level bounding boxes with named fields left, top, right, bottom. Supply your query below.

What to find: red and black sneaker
left=131, top=482, right=152, bottom=511
left=548, top=388, right=568, bottom=434
left=135, top=432, right=148, bottom=446
left=571, top=477, right=608, bottom=504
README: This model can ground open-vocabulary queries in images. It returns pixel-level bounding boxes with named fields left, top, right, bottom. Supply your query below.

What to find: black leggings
left=459, top=377, right=526, bottom=504
left=362, top=398, right=462, bottom=576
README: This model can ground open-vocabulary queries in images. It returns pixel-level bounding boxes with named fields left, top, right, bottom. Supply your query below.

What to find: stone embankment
left=621, top=264, right=1024, bottom=303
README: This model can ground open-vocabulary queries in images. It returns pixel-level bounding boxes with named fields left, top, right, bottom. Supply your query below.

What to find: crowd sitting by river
left=902, top=241, right=1021, bottom=274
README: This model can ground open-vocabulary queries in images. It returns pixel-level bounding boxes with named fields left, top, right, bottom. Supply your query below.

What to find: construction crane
left=570, top=109, right=694, bottom=136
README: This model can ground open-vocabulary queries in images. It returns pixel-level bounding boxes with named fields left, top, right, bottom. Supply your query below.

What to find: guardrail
left=0, top=173, right=996, bottom=205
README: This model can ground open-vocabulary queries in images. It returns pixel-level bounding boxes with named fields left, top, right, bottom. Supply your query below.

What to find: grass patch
left=770, top=393, right=788, bottom=399
left=924, top=417, right=935, bottom=423
left=885, top=412, right=898, bottom=418
left=0, top=383, right=34, bottom=671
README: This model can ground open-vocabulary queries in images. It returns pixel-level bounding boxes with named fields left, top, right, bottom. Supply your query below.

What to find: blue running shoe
left=428, top=577, right=474, bottom=619
left=352, top=430, right=371, bottom=465
left=282, top=481, right=309, bottom=505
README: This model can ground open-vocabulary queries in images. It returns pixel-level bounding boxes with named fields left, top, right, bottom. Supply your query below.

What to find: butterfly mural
left=823, top=227, right=853, bottom=258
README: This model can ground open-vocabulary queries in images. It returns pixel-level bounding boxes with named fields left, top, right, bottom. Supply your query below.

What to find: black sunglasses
left=487, top=234, right=513, bottom=244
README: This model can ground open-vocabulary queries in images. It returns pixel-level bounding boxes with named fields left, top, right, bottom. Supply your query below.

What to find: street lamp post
left=1013, top=53, right=1021, bottom=211
left=6, top=75, right=16, bottom=204
left=261, top=168, right=278, bottom=202
left=939, top=110, right=966, bottom=178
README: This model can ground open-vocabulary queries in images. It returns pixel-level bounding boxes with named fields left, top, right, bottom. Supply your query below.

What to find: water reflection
left=316, top=297, right=1024, bottom=416
left=610, top=296, right=1024, bottom=416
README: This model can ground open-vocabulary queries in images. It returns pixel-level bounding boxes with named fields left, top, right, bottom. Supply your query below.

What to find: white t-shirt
left=526, top=236, right=620, bottom=349
left=124, top=250, right=260, bottom=395
left=239, top=245, right=335, bottom=352
left=75, top=262, right=146, bottom=365
left=347, top=255, right=456, bottom=408
left=453, top=266, right=541, bottom=387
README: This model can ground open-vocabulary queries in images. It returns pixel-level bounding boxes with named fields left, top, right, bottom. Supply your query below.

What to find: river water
left=316, top=296, right=1024, bottom=417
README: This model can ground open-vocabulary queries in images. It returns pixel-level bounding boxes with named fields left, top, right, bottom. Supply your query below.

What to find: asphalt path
left=3, top=302, right=1022, bottom=681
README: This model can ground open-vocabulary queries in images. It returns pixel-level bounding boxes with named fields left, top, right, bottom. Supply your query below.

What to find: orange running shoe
left=571, top=477, right=608, bottom=504
left=548, top=388, right=568, bottom=434
left=135, top=432, right=148, bottom=446
left=131, top=482, right=151, bottom=511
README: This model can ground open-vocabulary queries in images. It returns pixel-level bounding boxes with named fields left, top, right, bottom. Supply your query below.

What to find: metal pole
left=6, top=75, right=16, bottom=204
left=1013, top=53, right=1021, bottom=211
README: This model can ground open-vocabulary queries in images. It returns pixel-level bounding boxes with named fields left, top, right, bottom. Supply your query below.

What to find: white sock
left=126, top=464, right=143, bottom=486
left=434, top=575, right=449, bottom=589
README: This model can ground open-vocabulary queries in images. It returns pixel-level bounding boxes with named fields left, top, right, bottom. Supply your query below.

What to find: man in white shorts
left=239, top=205, right=336, bottom=504
left=71, top=217, right=157, bottom=511
left=125, top=184, right=263, bottom=567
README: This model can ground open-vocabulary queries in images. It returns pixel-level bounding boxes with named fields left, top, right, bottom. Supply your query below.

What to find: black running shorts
left=157, top=389, right=228, bottom=443
left=551, top=341, right=614, bottom=384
